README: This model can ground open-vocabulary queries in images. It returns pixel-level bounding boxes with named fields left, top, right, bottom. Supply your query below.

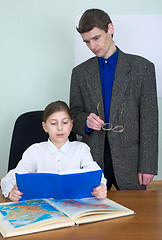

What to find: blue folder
left=15, top=169, right=103, bottom=201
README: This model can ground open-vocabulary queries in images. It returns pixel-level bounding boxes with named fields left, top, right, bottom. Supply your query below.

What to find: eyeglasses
left=97, top=102, right=125, bottom=133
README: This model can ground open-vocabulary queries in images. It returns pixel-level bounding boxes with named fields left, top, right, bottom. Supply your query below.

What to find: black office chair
left=8, top=111, right=76, bottom=172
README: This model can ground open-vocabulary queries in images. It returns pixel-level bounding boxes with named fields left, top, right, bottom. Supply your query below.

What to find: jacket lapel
left=109, top=50, right=131, bottom=124
left=85, top=57, right=105, bottom=120
left=84, top=50, right=131, bottom=123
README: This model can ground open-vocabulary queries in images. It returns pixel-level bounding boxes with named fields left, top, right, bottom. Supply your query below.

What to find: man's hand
left=87, top=113, right=104, bottom=131
left=138, top=173, right=154, bottom=185
left=91, top=183, right=107, bottom=199
left=8, top=185, right=23, bottom=202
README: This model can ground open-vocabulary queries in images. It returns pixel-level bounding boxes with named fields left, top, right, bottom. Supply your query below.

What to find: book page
left=0, top=199, right=71, bottom=236
left=48, top=197, right=134, bottom=221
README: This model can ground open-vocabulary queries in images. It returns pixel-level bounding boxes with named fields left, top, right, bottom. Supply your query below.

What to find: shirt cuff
left=85, top=120, right=92, bottom=134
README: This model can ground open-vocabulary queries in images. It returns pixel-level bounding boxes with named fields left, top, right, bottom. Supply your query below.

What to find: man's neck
left=104, top=43, right=116, bottom=59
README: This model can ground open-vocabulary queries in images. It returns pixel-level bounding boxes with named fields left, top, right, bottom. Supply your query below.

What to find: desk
left=0, top=190, right=162, bottom=240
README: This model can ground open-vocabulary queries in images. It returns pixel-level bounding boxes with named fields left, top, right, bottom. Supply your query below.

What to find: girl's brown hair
left=43, top=101, right=72, bottom=123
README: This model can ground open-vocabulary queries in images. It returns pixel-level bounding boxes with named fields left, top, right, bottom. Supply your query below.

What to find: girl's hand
left=8, top=185, right=23, bottom=202
left=91, top=183, right=107, bottom=199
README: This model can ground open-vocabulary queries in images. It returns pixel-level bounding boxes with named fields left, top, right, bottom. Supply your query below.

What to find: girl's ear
left=42, top=122, right=48, bottom=133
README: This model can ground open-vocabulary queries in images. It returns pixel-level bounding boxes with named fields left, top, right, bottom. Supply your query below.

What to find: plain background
left=0, top=0, right=161, bottom=180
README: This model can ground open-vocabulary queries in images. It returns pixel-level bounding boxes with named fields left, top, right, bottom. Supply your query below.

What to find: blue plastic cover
left=16, top=169, right=103, bottom=201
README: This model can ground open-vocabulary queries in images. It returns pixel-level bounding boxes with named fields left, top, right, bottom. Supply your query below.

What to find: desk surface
left=0, top=190, right=162, bottom=240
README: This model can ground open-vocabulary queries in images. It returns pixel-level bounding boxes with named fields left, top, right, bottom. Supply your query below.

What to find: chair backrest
left=8, top=111, right=76, bottom=172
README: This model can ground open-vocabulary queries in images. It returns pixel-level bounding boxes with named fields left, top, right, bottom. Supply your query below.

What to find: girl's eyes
left=50, top=121, right=69, bottom=125
left=63, top=121, right=69, bottom=124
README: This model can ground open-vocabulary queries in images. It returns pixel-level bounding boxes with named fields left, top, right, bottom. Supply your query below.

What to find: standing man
left=70, top=9, right=158, bottom=190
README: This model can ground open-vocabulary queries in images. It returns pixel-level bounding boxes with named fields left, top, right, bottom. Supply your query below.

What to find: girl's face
left=42, top=111, right=73, bottom=148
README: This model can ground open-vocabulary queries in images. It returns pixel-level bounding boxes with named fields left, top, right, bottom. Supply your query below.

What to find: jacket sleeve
left=138, top=61, right=158, bottom=175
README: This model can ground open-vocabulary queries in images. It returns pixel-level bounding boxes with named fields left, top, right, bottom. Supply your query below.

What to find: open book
left=0, top=197, right=134, bottom=238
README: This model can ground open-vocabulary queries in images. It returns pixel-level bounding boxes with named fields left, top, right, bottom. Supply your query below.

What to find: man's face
left=81, top=24, right=115, bottom=59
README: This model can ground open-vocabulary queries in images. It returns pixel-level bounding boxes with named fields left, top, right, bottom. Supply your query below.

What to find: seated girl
left=1, top=101, right=107, bottom=202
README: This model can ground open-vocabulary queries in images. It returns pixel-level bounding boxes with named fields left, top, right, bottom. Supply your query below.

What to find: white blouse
left=1, top=139, right=106, bottom=197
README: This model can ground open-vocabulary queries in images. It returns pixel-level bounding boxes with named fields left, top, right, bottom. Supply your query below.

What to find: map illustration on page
left=0, top=197, right=134, bottom=238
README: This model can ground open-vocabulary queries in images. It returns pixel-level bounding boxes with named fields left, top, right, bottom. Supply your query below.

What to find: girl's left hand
left=91, top=183, right=107, bottom=199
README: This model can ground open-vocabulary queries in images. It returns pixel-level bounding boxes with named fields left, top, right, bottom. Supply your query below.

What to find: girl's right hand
left=8, top=185, right=23, bottom=202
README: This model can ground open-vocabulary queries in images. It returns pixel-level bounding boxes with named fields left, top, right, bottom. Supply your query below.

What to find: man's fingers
left=87, top=113, right=104, bottom=130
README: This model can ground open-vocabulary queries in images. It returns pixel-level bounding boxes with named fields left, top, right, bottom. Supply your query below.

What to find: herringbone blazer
left=70, top=49, right=158, bottom=190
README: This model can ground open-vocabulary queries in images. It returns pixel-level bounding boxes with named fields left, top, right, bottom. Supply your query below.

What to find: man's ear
left=107, top=23, right=114, bottom=35
left=42, top=122, right=47, bottom=133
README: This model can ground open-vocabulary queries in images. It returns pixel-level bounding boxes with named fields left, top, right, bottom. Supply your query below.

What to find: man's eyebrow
left=83, top=35, right=100, bottom=42
left=92, top=34, right=100, bottom=39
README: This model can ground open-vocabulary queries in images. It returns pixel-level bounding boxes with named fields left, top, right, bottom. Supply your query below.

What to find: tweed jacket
left=70, top=49, right=158, bottom=190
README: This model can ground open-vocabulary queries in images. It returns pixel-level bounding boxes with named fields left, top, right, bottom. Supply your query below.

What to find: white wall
left=0, top=0, right=162, bottom=179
